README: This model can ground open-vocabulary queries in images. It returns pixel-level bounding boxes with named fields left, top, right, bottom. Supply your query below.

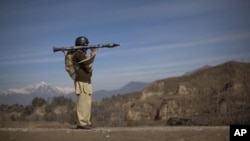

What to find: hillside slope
left=92, top=61, right=250, bottom=126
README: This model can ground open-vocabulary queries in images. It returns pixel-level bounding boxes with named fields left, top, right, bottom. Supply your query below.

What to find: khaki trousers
left=75, top=81, right=93, bottom=126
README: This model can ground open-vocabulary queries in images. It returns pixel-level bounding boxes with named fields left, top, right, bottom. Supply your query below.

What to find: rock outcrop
left=125, top=61, right=250, bottom=125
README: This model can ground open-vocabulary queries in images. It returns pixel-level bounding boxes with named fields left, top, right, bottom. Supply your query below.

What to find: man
left=72, top=36, right=97, bottom=129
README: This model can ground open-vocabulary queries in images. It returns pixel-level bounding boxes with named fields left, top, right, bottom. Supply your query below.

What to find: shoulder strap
left=77, top=54, right=96, bottom=64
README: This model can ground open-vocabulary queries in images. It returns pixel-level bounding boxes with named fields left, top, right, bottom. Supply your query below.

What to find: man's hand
left=90, top=48, right=98, bottom=56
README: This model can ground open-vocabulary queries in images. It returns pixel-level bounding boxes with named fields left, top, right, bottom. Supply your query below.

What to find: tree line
left=0, top=96, right=77, bottom=124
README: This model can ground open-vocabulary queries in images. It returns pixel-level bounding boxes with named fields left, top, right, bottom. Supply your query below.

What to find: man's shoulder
left=73, top=50, right=85, bottom=55
left=73, top=50, right=87, bottom=61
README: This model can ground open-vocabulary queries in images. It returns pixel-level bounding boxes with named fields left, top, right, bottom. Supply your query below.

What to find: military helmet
left=75, top=36, right=89, bottom=46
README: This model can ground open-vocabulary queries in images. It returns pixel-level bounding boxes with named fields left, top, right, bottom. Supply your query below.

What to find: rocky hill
left=1, top=61, right=249, bottom=127
left=92, top=61, right=250, bottom=126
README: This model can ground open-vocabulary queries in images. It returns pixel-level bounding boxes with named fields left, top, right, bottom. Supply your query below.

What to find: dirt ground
left=0, top=126, right=229, bottom=141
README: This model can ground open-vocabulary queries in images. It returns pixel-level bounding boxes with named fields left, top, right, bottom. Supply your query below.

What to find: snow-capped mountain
left=1, top=82, right=57, bottom=96
left=0, top=82, right=74, bottom=105
left=0, top=81, right=148, bottom=105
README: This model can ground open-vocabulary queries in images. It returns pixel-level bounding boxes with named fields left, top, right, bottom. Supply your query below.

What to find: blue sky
left=0, top=0, right=250, bottom=91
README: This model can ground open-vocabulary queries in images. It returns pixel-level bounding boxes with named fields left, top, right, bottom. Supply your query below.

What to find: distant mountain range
left=93, top=81, right=149, bottom=100
left=0, top=81, right=149, bottom=105
left=0, top=82, right=70, bottom=105
left=0, top=82, right=67, bottom=96
left=0, top=64, right=219, bottom=105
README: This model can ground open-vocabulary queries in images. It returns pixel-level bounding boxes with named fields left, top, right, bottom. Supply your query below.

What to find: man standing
left=72, top=36, right=97, bottom=129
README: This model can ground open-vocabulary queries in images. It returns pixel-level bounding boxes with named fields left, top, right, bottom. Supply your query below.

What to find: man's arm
left=74, top=49, right=97, bottom=73
left=90, top=48, right=98, bottom=57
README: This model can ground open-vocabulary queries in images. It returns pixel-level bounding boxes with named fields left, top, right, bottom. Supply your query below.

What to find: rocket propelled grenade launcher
left=53, top=43, right=120, bottom=53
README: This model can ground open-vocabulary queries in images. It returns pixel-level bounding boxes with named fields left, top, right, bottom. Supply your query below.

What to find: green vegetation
left=0, top=96, right=76, bottom=124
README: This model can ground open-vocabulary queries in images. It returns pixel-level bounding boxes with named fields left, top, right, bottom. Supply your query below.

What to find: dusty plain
left=0, top=124, right=229, bottom=141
